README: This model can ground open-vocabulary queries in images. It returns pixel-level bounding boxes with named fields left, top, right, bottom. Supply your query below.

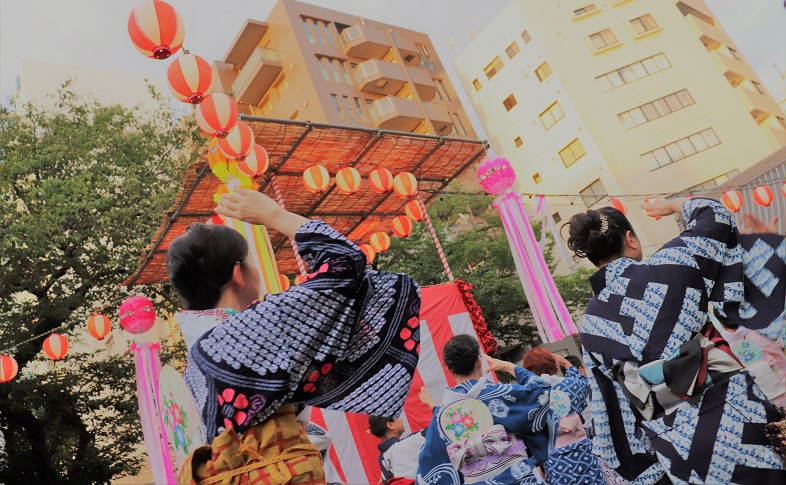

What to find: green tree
left=0, top=85, right=196, bottom=484
left=377, top=192, right=593, bottom=346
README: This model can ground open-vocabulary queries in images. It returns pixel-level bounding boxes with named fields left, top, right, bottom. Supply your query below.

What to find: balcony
left=684, top=14, right=733, bottom=50
left=423, top=102, right=452, bottom=134
left=354, top=59, right=407, bottom=96
left=676, top=0, right=715, bottom=24
left=232, top=47, right=282, bottom=106
left=223, top=20, right=269, bottom=70
left=710, top=49, right=756, bottom=86
left=408, top=66, right=436, bottom=101
left=391, top=32, right=420, bottom=66
left=338, top=25, right=391, bottom=59
left=368, top=96, right=452, bottom=134
left=736, top=85, right=782, bottom=123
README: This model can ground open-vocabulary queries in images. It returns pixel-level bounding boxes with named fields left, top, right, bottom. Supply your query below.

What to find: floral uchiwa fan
left=159, top=365, right=206, bottom=472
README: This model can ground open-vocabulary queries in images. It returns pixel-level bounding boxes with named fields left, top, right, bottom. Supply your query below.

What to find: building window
left=472, top=78, right=482, bottom=91
left=317, top=21, right=336, bottom=47
left=535, top=62, right=552, bottom=82
left=539, top=102, right=565, bottom=129
left=618, top=89, right=694, bottom=129
left=435, top=79, right=452, bottom=101
left=418, top=43, right=431, bottom=58
left=596, top=53, right=671, bottom=91
left=330, top=94, right=345, bottom=120
left=484, top=56, right=505, bottom=80
left=273, top=76, right=289, bottom=98
left=318, top=58, right=330, bottom=81
left=514, top=136, right=523, bottom=148
left=552, top=212, right=562, bottom=224
left=260, top=97, right=272, bottom=116
left=452, top=112, right=467, bottom=135
left=728, top=47, right=743, bottom=61
left=574, top=4, right=598, bottom=16
left=590, top=29, right=618, bottom=50
left=630, top=14, right=659, bottom=35
left=521, top=30, right=532, bottom=44
left=752, top=80, right=767, bottom=96
left=559, top=138, right=586, bottom=167
left=580, top=179, right=608, bottom=207
left=302, top=18, right=315, bottom=44
left=686, top=169, right=740, bottom=194
left=505, top=42, right=520, bottom=59
left=641, top=128, right=720, bottom=171
left=353, top=97, right=368, bottom=122
left=341, top=96, right=356, bottom=122
left=503, top=94, right=518, bottom=111
left=340, top=61, right=354, bottom=84
left=533, top=173, right=543, bottom=184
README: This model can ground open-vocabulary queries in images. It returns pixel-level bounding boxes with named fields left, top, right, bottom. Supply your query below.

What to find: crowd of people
left=166, top=188, right=785, bottom=484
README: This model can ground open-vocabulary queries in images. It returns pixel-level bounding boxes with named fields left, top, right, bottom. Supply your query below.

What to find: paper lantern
left=303, top=165, right=331, bottom=194
left=752, top=185, right=774, bottom=207
left=643, top=198, right=661, bottom=220
left=721, top=190, right=743, bottom=213
left=87, top=313, right=112, bottom=341
left=294, top=275, right=304, bottom=286
left=195, top=93, right=238, bottom=138
left=236, top=144, right=269, bottom=179
left=609, top=197, right=627, bottom=216
left=0, top=355, right=18, bottom=383
left=405, top=199, right=424, bottom=222
left=391, top=215, right=413, bottom=238
left=218, top=122, right=255, bottom=162
left=370, top=232, right=391, bottom=253
left=335, top=167, right=361, bottom=194
left=167, top=54, right=212, bottom=104
left=477, top=157, right=516, bottom=195
left=393, top=172, right=418, bottom=199
left=359, top=243, right=376, bottom=264
left=279, top=274, right=291, bottom=292
left=127, top=0, right=185, bottom=60
left=368, top=168, right=393, bottom=194
left=43, top=333, right=69, bottom=361
left=118, top=296, right=156, bottom=335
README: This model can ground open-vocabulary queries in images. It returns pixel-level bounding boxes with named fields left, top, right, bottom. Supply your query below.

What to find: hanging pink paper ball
left=476, top=157, right=516, bottom=195
left=118, top=296, right=156, bottom=334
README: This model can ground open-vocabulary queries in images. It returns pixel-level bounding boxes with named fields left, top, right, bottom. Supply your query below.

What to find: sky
left=0, top=0, right=784, bottom=138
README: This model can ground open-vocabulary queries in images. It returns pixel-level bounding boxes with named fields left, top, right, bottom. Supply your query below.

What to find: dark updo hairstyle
left=567, top=207, right=635, bottom=266
left=522, top=347, right=558, bottom=376
left=564, top=355, right=584, bottom=369
left=443, top=334, right=481, bottom=376
left=166, top=223, right=249, bottom=310
left=368, top=415, right=394, bottom=439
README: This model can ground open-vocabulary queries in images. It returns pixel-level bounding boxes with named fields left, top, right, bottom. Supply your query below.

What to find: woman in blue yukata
left=568, top=197, right=786, bottom=485
left=417, top=334, right=589, bottom=484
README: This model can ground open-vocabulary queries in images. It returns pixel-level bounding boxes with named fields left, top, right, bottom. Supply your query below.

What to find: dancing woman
left=167, top=188, right=421, bottom=484
left=567, top=197, right=786, bottom=484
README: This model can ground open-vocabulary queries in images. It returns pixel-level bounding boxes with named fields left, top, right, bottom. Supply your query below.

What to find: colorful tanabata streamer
left=218, top=215, right=283, bottom=295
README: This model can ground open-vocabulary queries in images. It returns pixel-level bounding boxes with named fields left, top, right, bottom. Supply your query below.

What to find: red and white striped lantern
left=721, top=190, right=743, bottom=213
left=0, top=355, right=18, bottom=383
left=335, top=167, right=362, bottom=194
left=303, top=165, right=331, bottom=194
left=359, top=243, right=376, bottom=264
left=752, top=185, right=774, bottom=207
left=87, top=313, right=112, bottom=341
left=368, top=168, right=394, bottom=194
left=127, top=0, right=185, bottom=60
left=236, top=144, right=269, bottom=179
left=391, top=215, right=413, bottom=238
left=393, top=172, right=418, bottom=199
left=278, top=274, right=291, bottom=292
left=195, top=93, right=238, bottom=138
left=167, top=54, right=212, bottom=104
left=218, top=122, right=255, bottom=162
left=43, top=333, right=69, bottom=361
left=405, top=199, right=424, bottom=222
left=370, top=232, right=391, bottom=253
left=609, top=197, right=627, bottom=216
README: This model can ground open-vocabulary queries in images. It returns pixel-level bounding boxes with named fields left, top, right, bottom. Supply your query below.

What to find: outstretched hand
left=215, top=188, right=282, bottom=226
left=740, top=213, right=779, bottom=235
left=418, top=386, right=436, bottom=409
left=640, top=197, right=684, bottom=218
left=485, top=355, right=516, bottom=376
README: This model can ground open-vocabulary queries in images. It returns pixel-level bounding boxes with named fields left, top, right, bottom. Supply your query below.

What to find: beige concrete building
left=454, top=0, right=786, bottom=256
left=210, top=0, right=476, bottom=139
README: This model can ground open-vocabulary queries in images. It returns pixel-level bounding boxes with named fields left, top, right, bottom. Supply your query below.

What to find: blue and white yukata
left=581, top=198, right=786, bottom=484
left=416, top=366, right=564, bottom=484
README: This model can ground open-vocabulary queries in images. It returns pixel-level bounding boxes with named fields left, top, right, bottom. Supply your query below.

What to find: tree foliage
left=377, top=192, right=593, bottom=346
left=0, top=84, right=196, bottom=484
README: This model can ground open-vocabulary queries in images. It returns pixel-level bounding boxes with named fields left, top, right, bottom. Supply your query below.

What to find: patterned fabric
left=417, top=367, right=561, bottom=484
left=581, top=198, right=786, bottom=484
left=183, top=220, right=421, bottom=442
left=178, top=404, right=324, bottom=484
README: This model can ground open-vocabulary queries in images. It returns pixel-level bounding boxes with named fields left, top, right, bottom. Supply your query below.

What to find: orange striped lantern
left=167, top=54, right=212, bottom=104
left=196, top=93, right=238, bottom=138
left=127, top=0, right=185, bottom=60
left=218, top=122, right=255, bottom=162
left=393, top=172, right=418, bottom=199
left=405, top=199, right=424, bottom=222
left=752, top=185, right=775, bottom=207
left=278, top=274, right=291, bottom=292
left=43, top=333, right=69, bottom=361
left=294, top=275, right=304, bottom=286
left=303, top=165, right=331, bottom=194
left=237, top=144, right=269, bottom=178
left=370, top=232, right=391, bottom=253
left=359, top=243, right=376, bottom=264
left=335, top=167, right=361, bottom=194
left=87, top=314, right=112, bottom=341
left=609, top=197, right=627, bottom=216
left=368, top=168, right=394, bottom=194
left=0, top=355, right=18, bottom=383
left=721, top=190, right=743, bottom=212
left=643, top=198, right=661, bottom=220
left=391, top=215, right=413, bottom=238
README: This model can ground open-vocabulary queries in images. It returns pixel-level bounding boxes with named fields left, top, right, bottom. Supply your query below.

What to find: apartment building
left=454, top=0, right=786, bottom=256
left=210, top=0, right=476, bottom=139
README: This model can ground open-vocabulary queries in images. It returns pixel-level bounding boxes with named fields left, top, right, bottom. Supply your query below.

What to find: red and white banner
left=313, top=283, right=489, bottom=485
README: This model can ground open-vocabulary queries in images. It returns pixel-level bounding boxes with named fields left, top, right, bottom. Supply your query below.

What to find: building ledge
left=592, top=42, right=623, bottom=55
left=632, top=26, right=664, bottom=40
left=572, top=8, right=602, bottom=21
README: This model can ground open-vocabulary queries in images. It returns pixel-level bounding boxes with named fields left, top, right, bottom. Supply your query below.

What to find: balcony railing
left=232, top=47, right=282, bottom=105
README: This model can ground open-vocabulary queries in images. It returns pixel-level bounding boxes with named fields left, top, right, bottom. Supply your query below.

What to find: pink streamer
left=132, top=343, right=168, bottom=484
left=148, top=343, right=175, bottom=483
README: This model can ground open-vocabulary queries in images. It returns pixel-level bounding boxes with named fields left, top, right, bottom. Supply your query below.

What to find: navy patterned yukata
left=581, top=198, right=786, bottom=484
left=183, top=220, right=421, bottom=442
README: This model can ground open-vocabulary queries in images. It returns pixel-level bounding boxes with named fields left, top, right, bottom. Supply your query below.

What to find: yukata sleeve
left=416, top=410, right=464, bottom=484
left=551, top=366, right=589, bottom=416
